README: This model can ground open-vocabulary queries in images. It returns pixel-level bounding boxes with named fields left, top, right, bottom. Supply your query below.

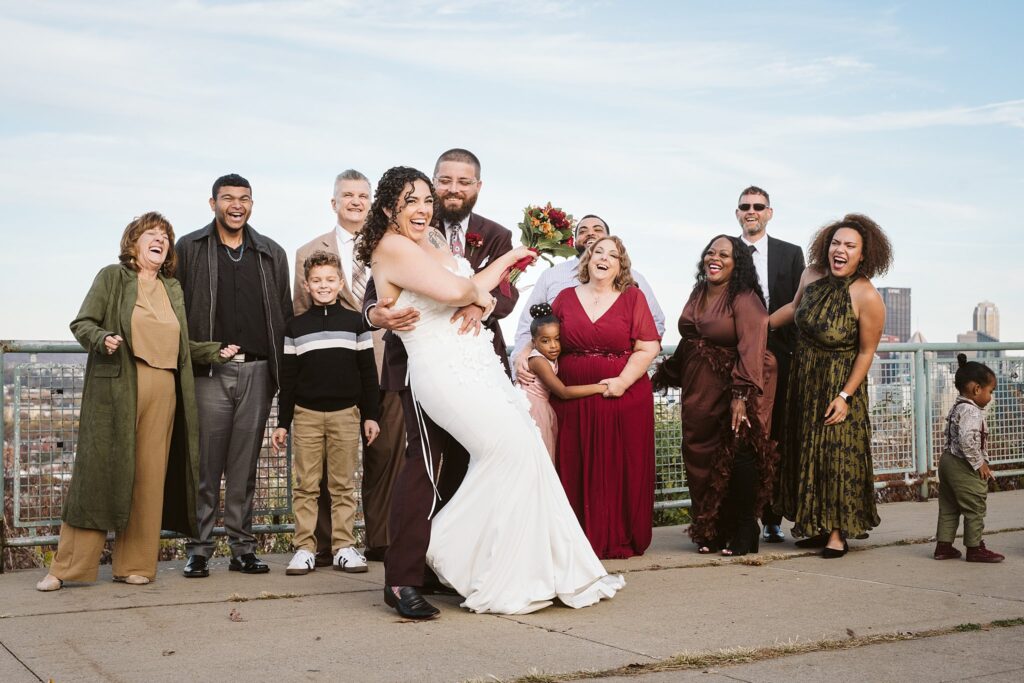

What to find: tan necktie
left=351, top=256, right=367, bottom=305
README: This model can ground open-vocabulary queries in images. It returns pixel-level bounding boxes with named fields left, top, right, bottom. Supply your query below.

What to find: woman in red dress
left=551, top=236, right=661, bottom=559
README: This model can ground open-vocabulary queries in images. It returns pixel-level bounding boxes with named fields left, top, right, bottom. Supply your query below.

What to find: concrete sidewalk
left=1, top=491, right=1022, bottom=683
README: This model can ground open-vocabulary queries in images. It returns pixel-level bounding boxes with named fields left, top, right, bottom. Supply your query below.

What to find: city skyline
left=0, top=2, right=1021, bottom=346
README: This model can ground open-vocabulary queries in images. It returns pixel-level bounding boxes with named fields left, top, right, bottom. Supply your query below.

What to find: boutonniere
left=465, top=232, right=484, bottom=257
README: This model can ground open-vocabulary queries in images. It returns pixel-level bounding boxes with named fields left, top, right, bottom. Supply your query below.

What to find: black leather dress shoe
left=763, top=524, right=785, bottom=543
left=229, top=553, right=270, bottom=574
left=384, top=586, right=440, bottom=620
left=183, top=555, right=209, bottom=578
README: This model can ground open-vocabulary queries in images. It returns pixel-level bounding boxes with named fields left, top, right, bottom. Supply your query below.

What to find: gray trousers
left=186, top=361, right=272, bottom=558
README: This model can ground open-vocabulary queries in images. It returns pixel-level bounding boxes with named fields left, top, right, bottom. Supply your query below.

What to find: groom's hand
left=451, top=304, right=484, bottom=335
left=369, top=297, right=420, bottom=331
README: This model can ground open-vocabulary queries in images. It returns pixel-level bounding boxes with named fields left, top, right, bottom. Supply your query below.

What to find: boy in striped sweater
left=272, top=250, right=380, bottom=575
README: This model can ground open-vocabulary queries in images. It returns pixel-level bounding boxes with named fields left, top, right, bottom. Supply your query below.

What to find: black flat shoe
left=183, top=554, right=209, bottom=578
left=229, top=553, right=270, bottom=574
left=384, top=586, right=440, bottom=620
left=794, top=534, right=829, bottom=548
left=762, top=524, right=785, bottom=543
left=821, top=539, right=849, bottom=559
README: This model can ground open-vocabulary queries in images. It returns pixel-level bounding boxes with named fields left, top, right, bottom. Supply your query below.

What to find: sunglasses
left=738, top=203, right=768, bottom=212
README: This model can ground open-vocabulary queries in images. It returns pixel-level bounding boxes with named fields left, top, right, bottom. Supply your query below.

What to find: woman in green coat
left=37, top=212, right=238, bottom=591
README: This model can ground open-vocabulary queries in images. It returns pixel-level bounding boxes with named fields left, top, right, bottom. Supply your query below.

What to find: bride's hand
left=509, top=246, right=537, bottom=265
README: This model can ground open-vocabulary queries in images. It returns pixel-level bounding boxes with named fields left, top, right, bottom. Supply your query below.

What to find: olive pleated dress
left=775, top=274, right=880, bottom=538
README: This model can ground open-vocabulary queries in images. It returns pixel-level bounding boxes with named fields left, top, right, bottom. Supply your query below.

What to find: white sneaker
left=286, top=549, right=316, bottom=575
left=333, top=546, right=368, bottom=573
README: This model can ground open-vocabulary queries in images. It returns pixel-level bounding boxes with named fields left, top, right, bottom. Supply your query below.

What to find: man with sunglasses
left=735, top=186, right=804, bottom=544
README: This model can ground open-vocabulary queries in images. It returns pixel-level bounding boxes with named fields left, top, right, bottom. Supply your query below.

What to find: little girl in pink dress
left=521, top=303, right=607, bottom=464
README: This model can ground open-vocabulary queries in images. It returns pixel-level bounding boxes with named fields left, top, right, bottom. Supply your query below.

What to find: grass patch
left=227, top=591, right=301, bottom=602
left=484, top=617, right=1024, bottom=682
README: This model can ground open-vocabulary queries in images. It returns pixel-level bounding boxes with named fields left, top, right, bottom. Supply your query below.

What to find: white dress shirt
left=334, top=224, right=359, bottom=291
left=741, top=234, right=770, bottom=310
left=510, top=257, right=666, bottom=370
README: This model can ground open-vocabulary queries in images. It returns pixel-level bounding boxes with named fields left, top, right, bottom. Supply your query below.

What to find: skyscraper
left=878, top=287, right=911, bottom=342
left=973, top=301, right=999, bottom=340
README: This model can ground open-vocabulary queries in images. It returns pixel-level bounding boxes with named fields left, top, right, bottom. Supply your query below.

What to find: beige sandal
left=36, top=574, right=63, bottom=592
left=113, top=575, right=151, bottom=585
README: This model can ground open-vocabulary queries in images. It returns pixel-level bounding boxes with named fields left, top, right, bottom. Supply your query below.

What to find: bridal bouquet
left=500, top=203, right=577, bottom=295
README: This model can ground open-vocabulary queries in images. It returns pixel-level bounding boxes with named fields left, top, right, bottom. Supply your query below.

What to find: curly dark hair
left=807, top=213, right=893, bottom=279
left=355, top=166, right=435, bottom=267
left=692, top=234, right=765, bottom=307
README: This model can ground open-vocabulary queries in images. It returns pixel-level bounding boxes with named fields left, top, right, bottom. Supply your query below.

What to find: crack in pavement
left=495, top=615, right=661, bottom=661
left=0, top=637, right=44, bottom=682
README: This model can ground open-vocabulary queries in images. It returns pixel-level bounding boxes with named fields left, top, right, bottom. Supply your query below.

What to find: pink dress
left=522, top=349, right=558, bottom=464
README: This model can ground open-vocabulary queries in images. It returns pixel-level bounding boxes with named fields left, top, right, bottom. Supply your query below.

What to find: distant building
left=956, top=330, right=1000, bottom=359
left=972, top=301, right=999, bottom=340
left=878, top=287, right=911, bottom=342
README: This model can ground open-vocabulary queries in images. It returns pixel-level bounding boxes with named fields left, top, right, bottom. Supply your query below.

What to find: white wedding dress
left=394, top=257, right=625, bottom=615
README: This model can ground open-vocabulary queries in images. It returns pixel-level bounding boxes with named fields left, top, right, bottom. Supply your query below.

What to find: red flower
left=567, top=236, right=574, bottom=247
left=465, top=232, right=484, bottom=248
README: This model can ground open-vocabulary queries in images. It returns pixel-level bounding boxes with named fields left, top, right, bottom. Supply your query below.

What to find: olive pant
left=50, top=362, right=175, bottom=581
left=936, top=452, right=989, bottom=548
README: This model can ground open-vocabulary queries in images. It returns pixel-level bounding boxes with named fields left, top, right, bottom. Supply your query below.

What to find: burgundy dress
left=551, top=286, right=660, bottom=559
left=654, top=288, right=777, bottom=544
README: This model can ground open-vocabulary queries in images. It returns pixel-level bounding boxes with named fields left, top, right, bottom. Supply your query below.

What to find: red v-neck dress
left=551, top=286, right=660, bottom=559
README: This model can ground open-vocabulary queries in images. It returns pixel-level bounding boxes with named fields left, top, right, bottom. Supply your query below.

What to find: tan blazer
left=293, top=228, right=386, bottom=380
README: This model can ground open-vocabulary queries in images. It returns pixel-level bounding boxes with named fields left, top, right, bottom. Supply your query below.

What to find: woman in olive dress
left=770, top=214, right=892, bottom=558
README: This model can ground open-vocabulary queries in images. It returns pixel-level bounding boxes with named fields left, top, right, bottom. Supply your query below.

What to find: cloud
left=783, top=99, right=1024, bottom=134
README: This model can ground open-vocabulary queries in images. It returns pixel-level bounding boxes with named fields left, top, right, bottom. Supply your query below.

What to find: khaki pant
left=292, top=405, right=361, bottom=552
left=50, top=362, right=175, bottom=582
left=936, top=452, right=989, bottom=547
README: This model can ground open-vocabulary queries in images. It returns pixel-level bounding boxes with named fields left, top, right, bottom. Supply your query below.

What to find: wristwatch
left=838, top=391, right=851, bottom=404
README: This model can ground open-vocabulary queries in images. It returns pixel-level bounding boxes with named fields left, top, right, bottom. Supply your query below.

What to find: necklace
left=224, top=243, right=245, bottom=263
left=138, top=277, right=174, bottom=323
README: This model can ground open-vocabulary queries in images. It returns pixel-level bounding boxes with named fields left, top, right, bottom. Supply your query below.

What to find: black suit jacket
left=761, top=235, right=805, bottom=358
left=364, top=212, right=519, bottom=391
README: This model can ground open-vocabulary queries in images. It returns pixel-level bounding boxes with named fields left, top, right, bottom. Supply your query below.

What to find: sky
left=1, top=0, right=1022, bottom=346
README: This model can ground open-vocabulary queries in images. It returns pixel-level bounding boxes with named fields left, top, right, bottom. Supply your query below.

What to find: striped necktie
left=449, top=222, right=464, bottom=257
left=350, top=256, right=367, bottom=306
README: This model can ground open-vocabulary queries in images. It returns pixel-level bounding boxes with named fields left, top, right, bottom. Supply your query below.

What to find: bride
left=356, top=166, right=624, bottom=615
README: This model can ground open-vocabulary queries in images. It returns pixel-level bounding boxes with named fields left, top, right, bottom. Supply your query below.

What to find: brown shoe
left=933, top=541, right=962, bottom=560
left=965, top=541, right=1004, bottom=563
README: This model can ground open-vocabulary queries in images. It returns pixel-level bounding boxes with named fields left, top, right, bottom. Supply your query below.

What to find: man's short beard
left=435, top=192, right=478, bottom=225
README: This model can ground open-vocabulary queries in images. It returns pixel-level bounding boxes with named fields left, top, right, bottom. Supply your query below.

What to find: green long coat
left=66, top=264, right=223, bottom=535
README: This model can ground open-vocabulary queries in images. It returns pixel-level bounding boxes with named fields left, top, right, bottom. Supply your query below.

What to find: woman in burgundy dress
left=551, top=236, right=661, bottom=559
left=653, top=235, right=777, bottom=556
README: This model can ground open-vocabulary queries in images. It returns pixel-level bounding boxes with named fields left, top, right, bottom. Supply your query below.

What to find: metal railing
left=3, top=340, right=1023, bottom=557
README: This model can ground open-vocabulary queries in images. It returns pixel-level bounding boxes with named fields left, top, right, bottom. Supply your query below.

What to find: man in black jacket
left=735, top=185, right=805, bottom=543
left=175, top=173, right=292, bottom=577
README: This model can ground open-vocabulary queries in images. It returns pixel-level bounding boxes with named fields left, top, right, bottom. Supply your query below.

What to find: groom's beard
left=435, top=191, right=478, bottom=225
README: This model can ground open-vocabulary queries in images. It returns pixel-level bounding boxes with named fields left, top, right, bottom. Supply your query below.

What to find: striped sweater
left=277, top=301, right=379, bottom=428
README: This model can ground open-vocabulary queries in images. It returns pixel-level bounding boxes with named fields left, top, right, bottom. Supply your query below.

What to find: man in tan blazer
left=293, top=169, right=404, bottom=566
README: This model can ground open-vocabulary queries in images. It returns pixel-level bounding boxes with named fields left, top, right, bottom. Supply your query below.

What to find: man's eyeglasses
left=435, top=177, right=478, bottom=188
left=738, top=203, right=767, bottom=212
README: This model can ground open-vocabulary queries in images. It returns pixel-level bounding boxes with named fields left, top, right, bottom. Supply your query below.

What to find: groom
left=363, top=148, right=518, bottom=619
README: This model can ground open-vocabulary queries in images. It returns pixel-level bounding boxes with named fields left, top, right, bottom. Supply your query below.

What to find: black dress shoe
left=183, top=555, right=209, bottom=578
left=762, top=524, right=785, bottom=543
left=384, top=586, right=440, bottom=620
left=794, top=533, right=829, bottom=548
left=229, top=553, right=270, bottom=574
left=420, top=582, right=460, bottom=597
